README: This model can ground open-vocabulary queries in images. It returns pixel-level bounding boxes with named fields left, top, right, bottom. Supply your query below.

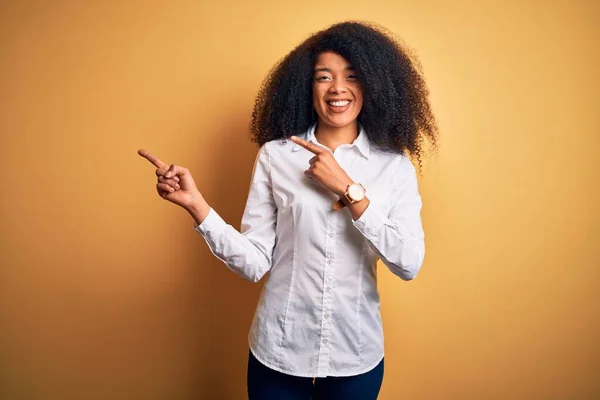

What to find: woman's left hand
left=290, top=136, right=353, bottom=197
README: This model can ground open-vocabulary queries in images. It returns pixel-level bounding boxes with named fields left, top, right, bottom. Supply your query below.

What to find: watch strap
left=332, top=198, right=346, bottom=210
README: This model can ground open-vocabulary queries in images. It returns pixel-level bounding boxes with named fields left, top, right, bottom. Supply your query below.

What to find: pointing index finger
left=138, top=149, right=167, bottom=168
left=290, top=136, right=323, bottom=155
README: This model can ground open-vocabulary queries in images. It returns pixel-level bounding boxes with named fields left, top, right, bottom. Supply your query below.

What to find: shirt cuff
left=194, top=208, right=227, bottom=237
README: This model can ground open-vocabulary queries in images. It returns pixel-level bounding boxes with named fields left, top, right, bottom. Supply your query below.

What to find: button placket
left=317, top=213, right=338, bottom=375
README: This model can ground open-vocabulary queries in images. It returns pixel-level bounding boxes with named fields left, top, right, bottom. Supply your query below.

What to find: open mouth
left=326, top=99, right=352, bottom=113
left=327, top=100, right=351, bottom=107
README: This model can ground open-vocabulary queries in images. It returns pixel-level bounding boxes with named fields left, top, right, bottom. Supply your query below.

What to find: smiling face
left=312, top=51, right=363, bottom=130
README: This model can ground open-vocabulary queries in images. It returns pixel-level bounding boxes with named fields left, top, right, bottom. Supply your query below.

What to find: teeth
left=328, top=100, right=350, bottom=107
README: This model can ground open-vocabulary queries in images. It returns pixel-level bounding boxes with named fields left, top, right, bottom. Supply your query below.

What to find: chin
left=320, top=116, right=358, bottom=129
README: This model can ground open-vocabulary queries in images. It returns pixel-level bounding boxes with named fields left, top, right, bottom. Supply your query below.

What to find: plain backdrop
left=1, top=0, right=598, bottom=398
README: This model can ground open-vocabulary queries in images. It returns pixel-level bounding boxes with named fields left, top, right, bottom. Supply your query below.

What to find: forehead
left=314, top=51, right=353, bottom=70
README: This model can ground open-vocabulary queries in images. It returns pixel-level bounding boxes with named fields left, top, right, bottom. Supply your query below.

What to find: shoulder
left=370, top=146, right=414, bottom=172
left=262, top=134, right=308, bottom=157
left=251, top=138, right=295, bottom=171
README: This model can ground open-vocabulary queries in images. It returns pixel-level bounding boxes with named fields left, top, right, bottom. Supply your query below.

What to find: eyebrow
left=314, top=66, right=355, bottom=73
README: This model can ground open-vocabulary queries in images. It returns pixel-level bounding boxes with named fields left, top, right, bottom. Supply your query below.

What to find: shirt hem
left=248, top=340, right=384, bottom=378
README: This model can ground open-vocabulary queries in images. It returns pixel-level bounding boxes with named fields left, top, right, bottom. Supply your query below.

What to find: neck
left=314, top=121, right=359, bottom=152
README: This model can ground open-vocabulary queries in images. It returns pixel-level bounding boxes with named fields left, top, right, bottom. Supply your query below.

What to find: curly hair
left=250, top=21, right=438, bottom=165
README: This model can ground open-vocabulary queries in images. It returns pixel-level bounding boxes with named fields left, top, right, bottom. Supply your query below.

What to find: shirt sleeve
left=352, top=157, right=425, bottom=280
left=194, top=142, right=277, bottom=283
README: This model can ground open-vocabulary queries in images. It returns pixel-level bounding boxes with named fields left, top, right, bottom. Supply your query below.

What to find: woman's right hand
left=138, top=149, right=207, bottom=218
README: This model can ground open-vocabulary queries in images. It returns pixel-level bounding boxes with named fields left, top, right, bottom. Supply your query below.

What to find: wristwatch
left=332, top=183, right=366, bottom=210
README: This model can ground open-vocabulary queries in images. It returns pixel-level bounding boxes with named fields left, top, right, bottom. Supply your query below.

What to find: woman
left=139, top=21, right=437, bottom=400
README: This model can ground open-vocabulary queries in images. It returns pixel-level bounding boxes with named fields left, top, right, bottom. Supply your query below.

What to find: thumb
left=165, top=164, right=188, bottom=179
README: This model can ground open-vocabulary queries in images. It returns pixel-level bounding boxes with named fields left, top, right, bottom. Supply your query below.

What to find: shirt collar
left=291, top=123, right=370, bottom=159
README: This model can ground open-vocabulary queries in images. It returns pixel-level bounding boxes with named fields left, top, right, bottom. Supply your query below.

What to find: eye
left=316, top=75, right=332, bottom=81
left=347, top=74, right=358, bottom=80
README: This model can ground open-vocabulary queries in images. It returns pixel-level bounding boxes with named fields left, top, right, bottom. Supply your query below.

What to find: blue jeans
left=247, top=350, right=384, bottom=400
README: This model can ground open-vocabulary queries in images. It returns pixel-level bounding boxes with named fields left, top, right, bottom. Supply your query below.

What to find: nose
left=328, top=77, right=347, bottom=94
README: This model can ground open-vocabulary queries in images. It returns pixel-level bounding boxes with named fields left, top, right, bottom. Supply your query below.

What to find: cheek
left=312, top=86, right=324, bottom=106
left=354, top=89, right=364, bottom=111
left=355, top=98, right=364, bottom=111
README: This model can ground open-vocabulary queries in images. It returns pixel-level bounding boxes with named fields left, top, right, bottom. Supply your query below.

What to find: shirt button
left=324, top=314, right=330, bottom=319
left=328, top=233, right=334, bottom=238
left=322, top=338, right=328, bottom=344
left=326, top=287, right=332, bottom=293
left=327, top=259, right=332, bottom=265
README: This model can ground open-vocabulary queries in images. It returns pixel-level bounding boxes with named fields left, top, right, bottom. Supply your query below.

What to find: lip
left=326, top=99, right=352, bottom=103
left=325, top=99, right=352, bottom=113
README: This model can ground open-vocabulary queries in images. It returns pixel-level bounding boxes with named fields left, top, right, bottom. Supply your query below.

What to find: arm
left=285, top=136, right=424, bottom=280
left=193, top=143, right=277, bottom=283
left=351, top=159, right=425, bottom=280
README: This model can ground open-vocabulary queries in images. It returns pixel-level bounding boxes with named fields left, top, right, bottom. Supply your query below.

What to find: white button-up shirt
left=195, top=124, right=425, bottom=378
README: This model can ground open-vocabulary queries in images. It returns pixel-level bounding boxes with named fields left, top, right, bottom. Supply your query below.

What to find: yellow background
left=1, top=0, right=598, bottom=398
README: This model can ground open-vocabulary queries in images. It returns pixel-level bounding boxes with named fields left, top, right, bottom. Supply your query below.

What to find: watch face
left=348, top=184, right=365, bottom=201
